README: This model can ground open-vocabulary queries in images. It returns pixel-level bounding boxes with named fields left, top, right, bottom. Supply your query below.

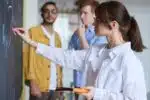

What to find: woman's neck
left=107, top=34, right=125, bottom=49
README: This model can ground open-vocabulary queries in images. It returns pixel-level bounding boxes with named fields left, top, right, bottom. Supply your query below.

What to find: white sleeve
left=36, top=43, right=88, bottom=70
left=93, top=56, right=147, bottom=100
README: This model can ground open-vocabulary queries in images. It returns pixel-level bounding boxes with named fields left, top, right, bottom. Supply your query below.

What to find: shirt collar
left=85, top=24, right=95, bottom=34
left=110, top=42, right=131, bottom=55
left=98, top=42, right=131, bottom=59
left=41, top=25, right=54, bottom=39
left=88, top=25, right=95, bottom=32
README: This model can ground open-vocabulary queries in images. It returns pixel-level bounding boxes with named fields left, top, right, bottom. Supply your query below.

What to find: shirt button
left=47, top=78, right=49, bottom=80
left=46, top=89, right=49, bottom=92
left=48, top=65, right=50, bottom=68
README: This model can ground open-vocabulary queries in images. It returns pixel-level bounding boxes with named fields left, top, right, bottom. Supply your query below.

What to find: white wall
left=23, top=0, right=38, bottom=29
left=23, top=0, right=38, bottom=100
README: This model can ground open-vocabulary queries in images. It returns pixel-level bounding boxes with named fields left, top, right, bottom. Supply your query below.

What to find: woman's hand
left=81, top=87, right=95, bottom=100
left=12, top=28, right=37, bottom=48
left=12, top=28, right=29, bottom=42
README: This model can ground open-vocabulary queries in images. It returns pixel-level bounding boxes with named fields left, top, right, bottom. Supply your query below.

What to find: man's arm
left=68, top=33, right=77, bottom=49
left=76, top=26, right=89, bottom=49
left=78, top=33, right=89, bottom=49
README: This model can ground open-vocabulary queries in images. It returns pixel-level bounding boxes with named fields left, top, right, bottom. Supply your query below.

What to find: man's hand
left=76, top=25, right=86, bottom=37
left=75, top=25, right=89, bottom=49
left=30, top=80, right=42, bottom=98
left=12, top=28, right=37, bottom=48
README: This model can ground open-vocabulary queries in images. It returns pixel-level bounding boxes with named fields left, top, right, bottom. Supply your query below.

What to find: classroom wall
left=23, top=0, right=38, bottom=100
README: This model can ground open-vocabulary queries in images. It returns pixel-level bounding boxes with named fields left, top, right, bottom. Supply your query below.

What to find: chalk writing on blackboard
left=2, top=24, right=11, bottom=58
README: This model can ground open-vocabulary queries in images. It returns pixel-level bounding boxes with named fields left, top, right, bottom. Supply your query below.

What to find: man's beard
left=43, top=21, right=54, bottom=25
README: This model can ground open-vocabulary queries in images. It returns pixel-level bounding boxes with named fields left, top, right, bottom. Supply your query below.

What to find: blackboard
left=0, top=0, right=23, bottom=99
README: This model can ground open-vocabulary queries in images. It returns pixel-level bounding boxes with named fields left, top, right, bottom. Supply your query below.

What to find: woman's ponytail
left=127, top=17, right=145, bottom=52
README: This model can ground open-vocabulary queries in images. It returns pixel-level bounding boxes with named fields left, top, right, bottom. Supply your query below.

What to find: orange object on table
left=73, top=88, right=89, bottom=94
left=56, top=87, right=89, bottom=94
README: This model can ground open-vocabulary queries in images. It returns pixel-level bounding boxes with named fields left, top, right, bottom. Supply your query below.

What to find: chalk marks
left=1, top=24, right=12, bottom=58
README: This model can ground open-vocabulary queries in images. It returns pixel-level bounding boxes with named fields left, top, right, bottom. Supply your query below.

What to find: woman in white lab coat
left=13, top=1, right=147, bottom=100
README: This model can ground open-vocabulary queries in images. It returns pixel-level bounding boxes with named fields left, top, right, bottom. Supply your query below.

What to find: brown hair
left=95, top=1, right=145, bottom=52
left=75, top=0, right=99, bottom=13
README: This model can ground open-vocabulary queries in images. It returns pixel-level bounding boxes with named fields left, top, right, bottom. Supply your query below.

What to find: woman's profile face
left=94, top=18, right=111, bottom=36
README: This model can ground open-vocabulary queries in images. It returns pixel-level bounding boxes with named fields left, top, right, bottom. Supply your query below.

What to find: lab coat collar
left=98, top=42, right=131, bottom=59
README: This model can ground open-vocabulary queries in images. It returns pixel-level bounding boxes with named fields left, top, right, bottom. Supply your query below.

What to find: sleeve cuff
left=93, top=88, right=107, bottom=99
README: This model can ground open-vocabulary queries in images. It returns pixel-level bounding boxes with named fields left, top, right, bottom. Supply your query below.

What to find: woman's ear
left=109, top=21, right=119, bottom=30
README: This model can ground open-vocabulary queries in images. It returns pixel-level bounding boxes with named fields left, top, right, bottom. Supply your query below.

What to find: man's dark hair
left=40, top=1, right=57, bottom=13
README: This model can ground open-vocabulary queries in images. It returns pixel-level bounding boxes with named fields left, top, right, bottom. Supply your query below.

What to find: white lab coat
left=36, top=42, right=147, bottom=100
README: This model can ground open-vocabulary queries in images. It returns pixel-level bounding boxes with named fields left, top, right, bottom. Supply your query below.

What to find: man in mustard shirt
left=23, top=2, right=63, bottom=100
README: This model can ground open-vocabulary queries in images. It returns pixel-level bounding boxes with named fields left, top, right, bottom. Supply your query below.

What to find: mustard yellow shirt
left=23, top=26, right=63, bottom=92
